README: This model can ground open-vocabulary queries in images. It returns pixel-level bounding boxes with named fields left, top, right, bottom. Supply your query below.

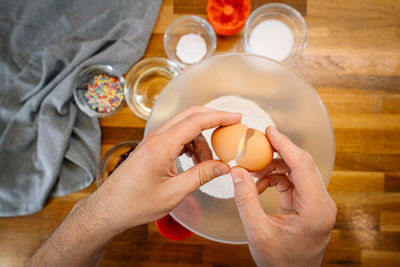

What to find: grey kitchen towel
left=0, top=0, right=162, bottom=216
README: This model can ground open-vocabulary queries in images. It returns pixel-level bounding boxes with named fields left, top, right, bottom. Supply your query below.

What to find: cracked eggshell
left=236, top=128, right=273, bottom=172
left=211, top=123, right=247, bottom=163
left=211, top=124, right=273, bottom=172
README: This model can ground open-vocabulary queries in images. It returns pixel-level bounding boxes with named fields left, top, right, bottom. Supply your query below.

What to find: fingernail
left=231, top=168, right=244, bottom=184
left=215, top=164, right=230, bottom=176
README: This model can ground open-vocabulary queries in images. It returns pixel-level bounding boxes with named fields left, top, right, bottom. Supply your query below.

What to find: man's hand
left=27, top=106, right=241, bottom=267
left=231, top=126, right=337, bottom=267
left=94, top=106, right=241, bottom=232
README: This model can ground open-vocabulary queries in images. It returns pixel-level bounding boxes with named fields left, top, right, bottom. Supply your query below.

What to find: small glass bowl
left=164, top=15, right=217, bottom=69
left=243, top=3, right=308, bottom=64
left=124, top=57, right=180, bottom=120
left=73, top=65, right=125, bottom=117
left=96, top=141, right=140, bottom=187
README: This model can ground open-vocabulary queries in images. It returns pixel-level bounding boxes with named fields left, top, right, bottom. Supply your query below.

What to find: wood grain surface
left=1, top=0, right=399, bottom=266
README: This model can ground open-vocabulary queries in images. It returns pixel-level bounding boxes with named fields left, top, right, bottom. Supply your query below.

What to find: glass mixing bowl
left=144, top=54, right=335, bottom=244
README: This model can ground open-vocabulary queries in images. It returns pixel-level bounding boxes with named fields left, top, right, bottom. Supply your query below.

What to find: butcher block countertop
left=1, top=0, right=399, bottom=266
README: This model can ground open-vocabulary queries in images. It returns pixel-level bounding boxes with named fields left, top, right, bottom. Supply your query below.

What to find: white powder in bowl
left=176, top=33, right=207, bottom=64
left=178, top=95, right=276, bottom=199
left=249, top=19, right=294, bottom=62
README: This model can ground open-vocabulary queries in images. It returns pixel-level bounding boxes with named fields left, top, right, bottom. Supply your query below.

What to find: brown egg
left=211, top=123, right=273, bottom=172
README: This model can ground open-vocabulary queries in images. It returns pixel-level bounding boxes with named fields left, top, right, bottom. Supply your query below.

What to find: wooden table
left=1, top=0, right=399, bottom=266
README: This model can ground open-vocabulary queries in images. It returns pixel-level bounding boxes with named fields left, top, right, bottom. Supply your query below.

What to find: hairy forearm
left=26, top=195, right=121, bottom=267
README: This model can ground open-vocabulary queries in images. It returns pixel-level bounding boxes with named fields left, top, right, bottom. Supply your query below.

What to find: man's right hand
left=231, top=126, right=337, bottom=267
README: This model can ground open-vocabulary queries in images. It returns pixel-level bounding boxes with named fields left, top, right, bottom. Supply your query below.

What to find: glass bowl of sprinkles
left=73, top=65, right=125, bottom=117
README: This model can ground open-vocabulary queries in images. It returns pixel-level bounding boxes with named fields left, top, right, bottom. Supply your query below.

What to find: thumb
left=231, top=167, right=267, bottom=226
left=174, top=160, right=230, bottom=196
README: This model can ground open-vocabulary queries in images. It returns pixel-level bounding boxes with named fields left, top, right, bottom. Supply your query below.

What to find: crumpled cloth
left=0, top=0, right=162, bottom=216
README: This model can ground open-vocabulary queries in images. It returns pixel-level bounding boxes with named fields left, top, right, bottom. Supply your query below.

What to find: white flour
left=176, top=33, right=207, bottom=64
left=249, top=19, right=294, bottom=62
left=178, top=95, right=276, bottom=199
